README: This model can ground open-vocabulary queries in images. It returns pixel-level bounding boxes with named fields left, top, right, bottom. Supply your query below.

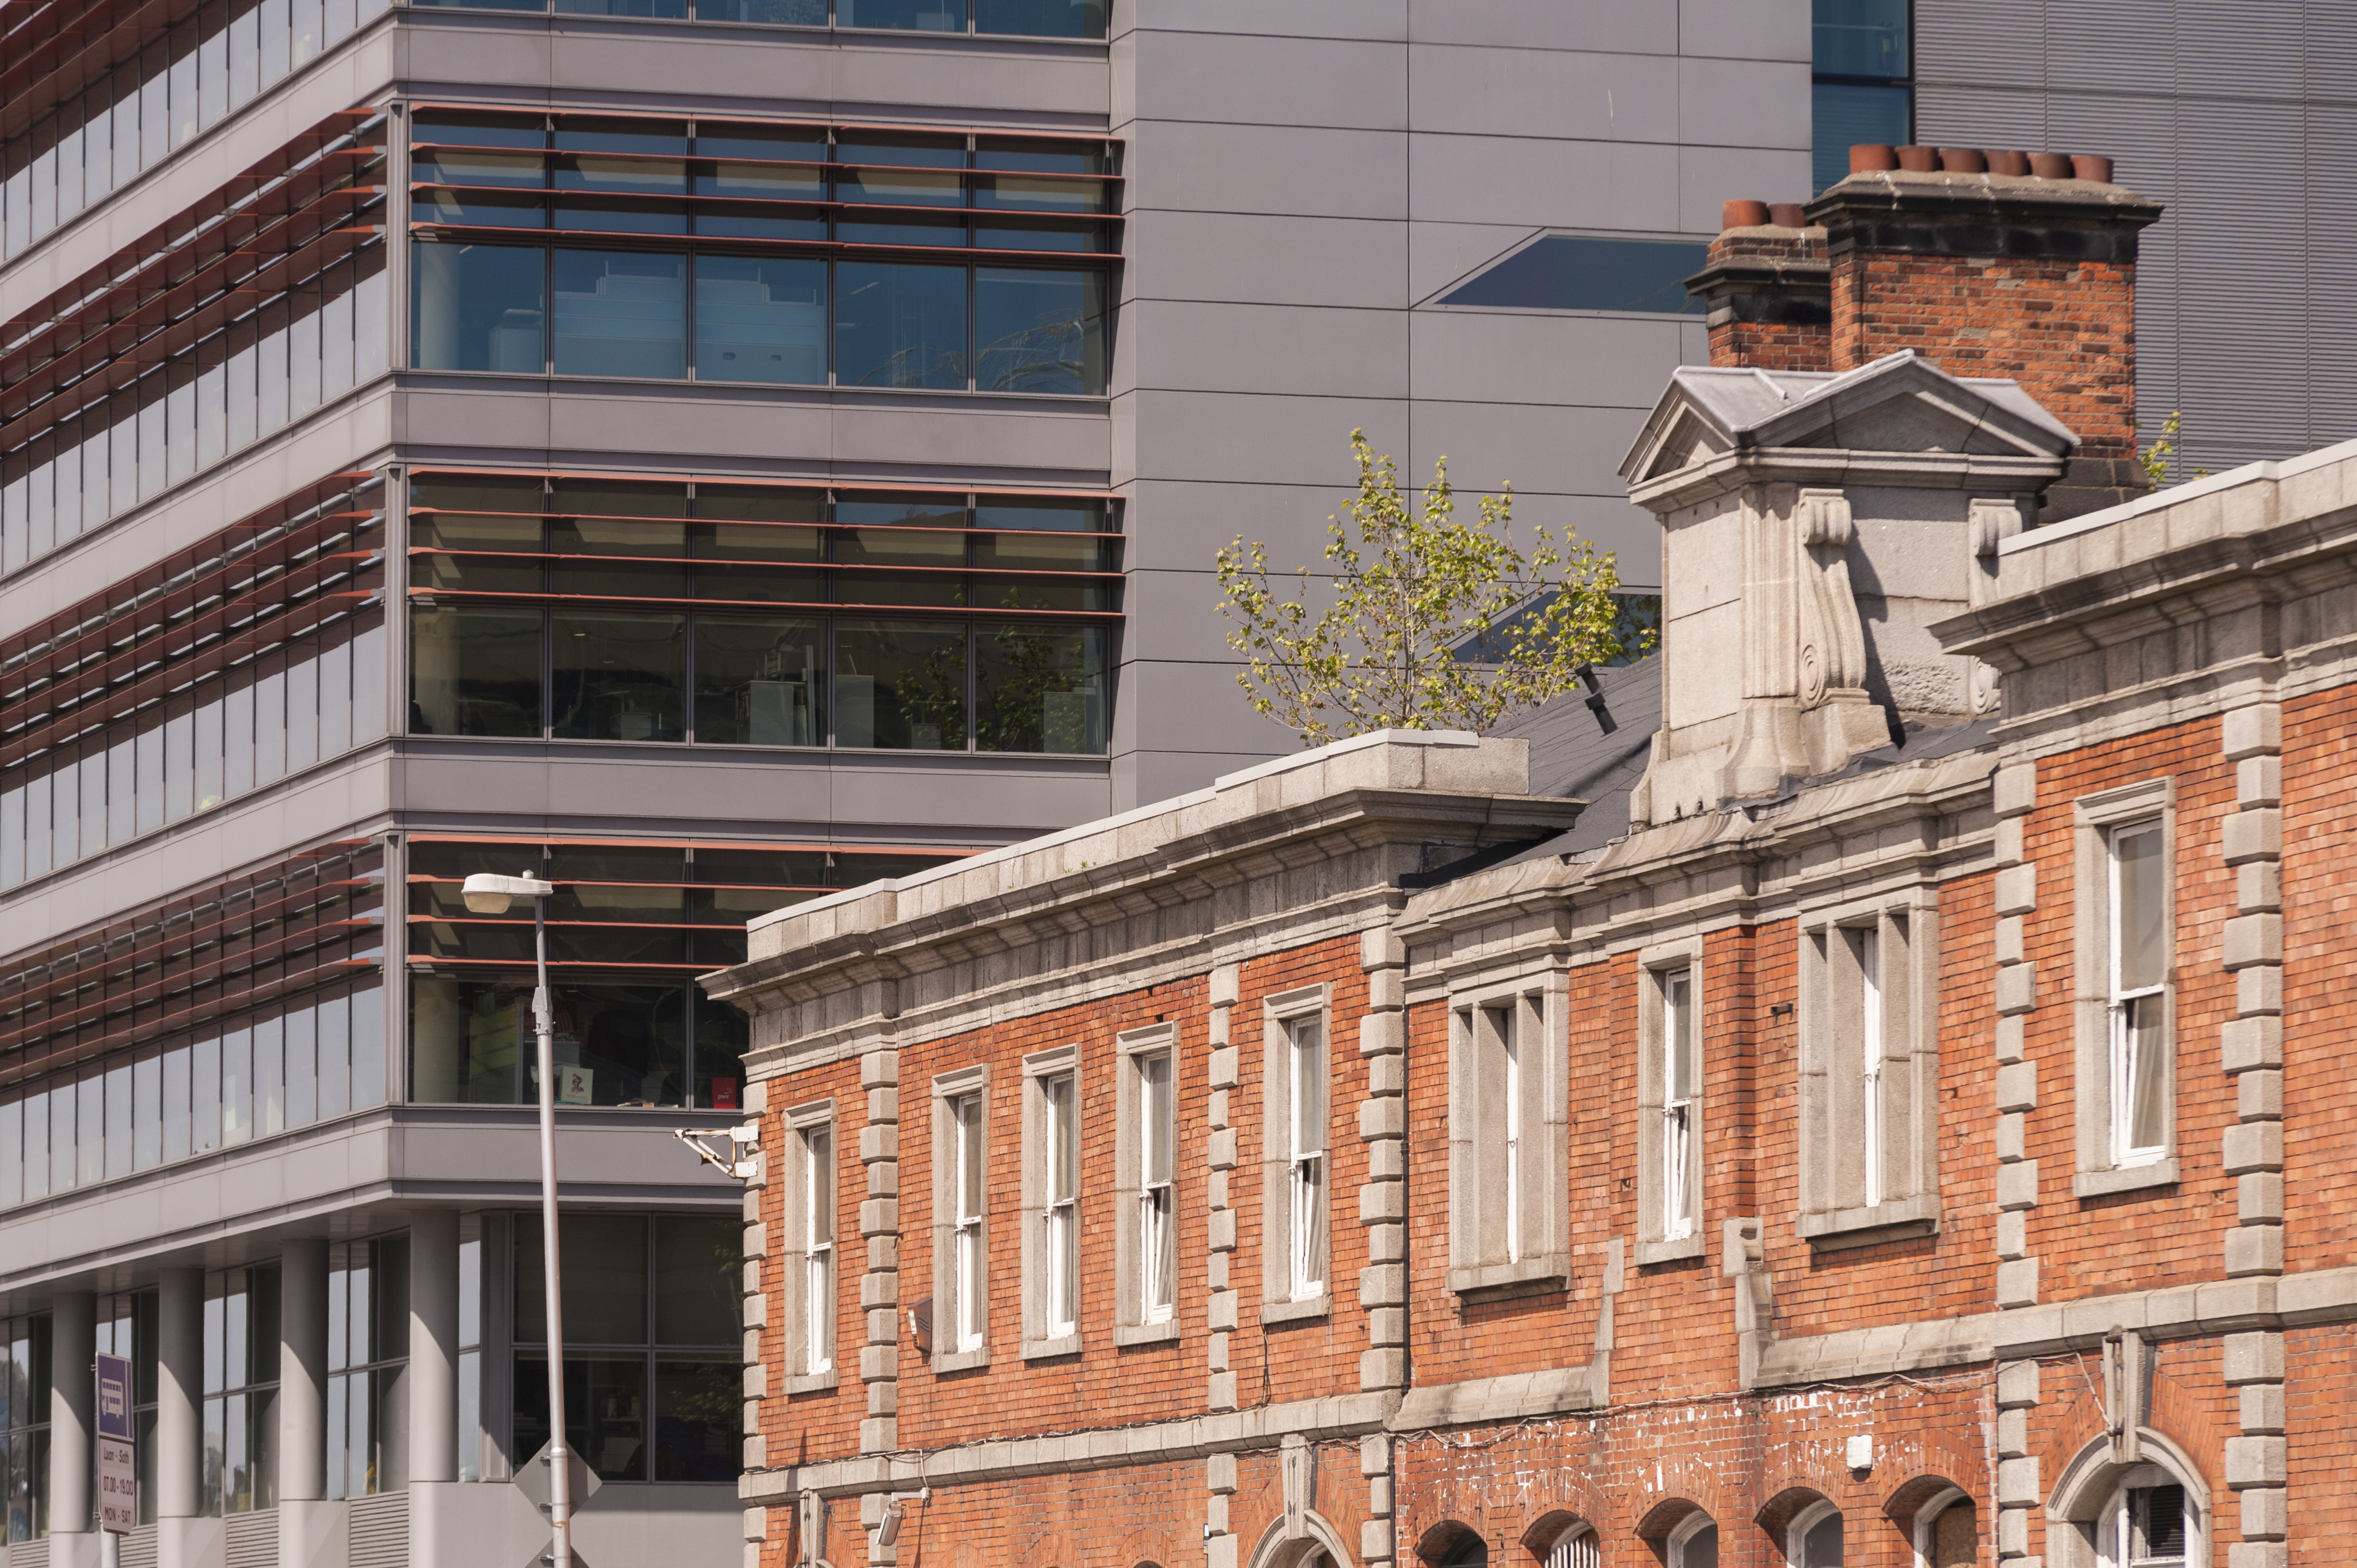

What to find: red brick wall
left=2013, top=716, right=2238, bottom=1301
left=2279, top=687, right=2357, bottom=1265
left=1831, top=253, right=2139, bottom=458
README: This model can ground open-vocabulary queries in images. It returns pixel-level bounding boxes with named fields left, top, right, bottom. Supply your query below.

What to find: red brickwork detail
left=2017, top=717, right=2239, bottom=1301
left=2279, top=688, right=2357, bottom=1263
left=1831, top=255, right=2139, bottom=457
left=2284, top=1325, right=2357, bottom=1547
left=1396, top=1379, right=1992, bottom=1568
left=2027, top=1343, right=2239, bottom=1563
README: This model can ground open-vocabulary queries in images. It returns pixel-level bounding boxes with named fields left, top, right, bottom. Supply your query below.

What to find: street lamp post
left=461, top=870, right=568, bottom=1568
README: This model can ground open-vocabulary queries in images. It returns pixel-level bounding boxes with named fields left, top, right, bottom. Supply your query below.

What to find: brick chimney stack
left=1688, top=144, right=2165, bottom=521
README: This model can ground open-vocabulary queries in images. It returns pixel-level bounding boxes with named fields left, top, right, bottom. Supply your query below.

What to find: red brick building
left=706, top=150, right=2357, bottom=1568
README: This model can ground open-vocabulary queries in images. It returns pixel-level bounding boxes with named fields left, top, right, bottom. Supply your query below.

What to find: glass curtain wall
left=94, top=1292, right=159, bottom=1526
left=326, top=1238, right=407, bottom=1499
left=0, top=1315, right=48, bottom=1542
left=0, top=244, right=389, bottom=574
left=0, top=0, right=392, bottom=262
left=406, top=837, right=961, bottom=1108
left=1812, top=0, right=1913, bottom=193
left=409, top=0, right=1103, bottom=38
left=0, top=841, right=385, bottom=1215
left=408, top=112, right=1113, bottom=394
left=203, top=1267, right=280, bottom=1516
left=511, top=1213, right=740, bottom=1482
left=0, top=486, right=387, bottom=887
left=406, top=474, right=1115, bottom=755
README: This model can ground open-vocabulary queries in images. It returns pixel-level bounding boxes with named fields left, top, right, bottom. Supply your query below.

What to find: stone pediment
left=1620, top=350, right=2078, bottom=504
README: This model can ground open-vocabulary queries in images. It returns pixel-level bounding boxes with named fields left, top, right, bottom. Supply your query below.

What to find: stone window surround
left=1637, top=937, right=1707, bottom=1265
left=1444, top=970, right=1570, bottom=1297
left=1113, top=1021, right=1182, bottom=1347
left=1017, top=1044, right=1081, bottom=1362
left=1796, top=887, right=1943, bottom=1248
left=1261, top=982, right=1332, bottom=1324
left=1787, top=1498, right=1844, bottom=1568
left=2072, top=777, right=2179, bottom=1198
left=777, top=1095, right=839, bottom=1395
left=2046, top=1429, right=2210, bottom=1568
left=930, top=1062, right=991, bottom=1374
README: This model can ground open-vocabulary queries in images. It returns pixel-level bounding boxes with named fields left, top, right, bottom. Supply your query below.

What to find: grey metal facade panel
left=1678, top=0, right=1813, bottom=64
left=1406, top=45, right=1684, bottom=143
left=1407, top=0, right=1676, bottom=54
left=1679, top=55, right=1814, bottom=152
left=1122, top=210, right=1410, bottom=309
left=1916, top=0, right=2357, bottom=472
left=1127, top=300, right=1409, bottom=399
left=1404, top=133, right=1685, bottom=229
left=1128, top=31, right=1407, bottom=130
left=1124, top=0, right=1408, bottom=42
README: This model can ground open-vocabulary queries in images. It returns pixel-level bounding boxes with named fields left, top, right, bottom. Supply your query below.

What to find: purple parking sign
left=96, top=1353, right=134, bottom=1534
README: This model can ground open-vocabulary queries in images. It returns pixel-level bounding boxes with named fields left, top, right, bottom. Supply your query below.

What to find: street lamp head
left=461, top=870, right=556, bottom=915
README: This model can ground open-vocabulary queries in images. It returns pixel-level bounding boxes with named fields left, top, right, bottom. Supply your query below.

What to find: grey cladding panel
left=1913, top=0, right=2047, bottom=91
left=1131, top=29, right=1406, bottom=130
left=1405, top=45, right=1679, bottom=142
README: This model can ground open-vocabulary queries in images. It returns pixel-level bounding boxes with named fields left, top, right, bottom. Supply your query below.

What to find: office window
left=1259, top=990, right=1330, bottom=1317
left=203, top=1266, right=280, bottom=1515
left=779, top=1101, right=838, bottom=1388
left=326, top=1238, right=405, bottom=1498
left=1639, top=950, right=1705, bottom=1262
left=0, top=1314, right=50, bottom=1542
left=1447, top=987, right=1567, bottom=1293
left=1020, top=1048, right=1079, bottom=1355
left=1811, top=0, right=1912, bottom=193
left=1543, top=1523, right=1599, bottom=1568
left=1671, top=1515, right=1719, bottom=1568
left=405, top=0, right=1102, bottom=32
left=1798, top=898, right=1940, bottom=1242
left=2073, top=781, right=2177, bottom=1192
left=513, top=1212, right=742, bottom=1482
left=931, top=1067, right=990, bottom=1369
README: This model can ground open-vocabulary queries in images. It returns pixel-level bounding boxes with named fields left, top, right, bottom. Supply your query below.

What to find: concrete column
left=154, top=1268, right=218, bottom=1568
left=278, top=1240, right=343, bottom=1568
left=409, top=1210, right=461, bottom=1568
left=49, top=1288, right=95, bottom=1563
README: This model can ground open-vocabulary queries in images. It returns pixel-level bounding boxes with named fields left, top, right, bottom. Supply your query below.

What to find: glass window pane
left=693, top=255, right=825, bottom=385
left=834, top=491, right=966, bottom=530
left=413, top=187, right=547, bottom=229
left=1438, top=235, right=1709, bottom=315
left=410, top=241, right=546, bottom=372
left=651, top=1361, right=740, bottom=1481
left=553, top=117, right=687, bottom=157
left=414, top=473, right=547, bottom=513
left=694, top=484, right=824, bottom=525
left=414, top=111, right=547, bottom=150
left=694, top=615, right=825, bottom=746
left=1813, top=0, right=1910, bottom=79
left=694, top=122, right=826, bottom=163
left=973, top=137, right=1105, bottom=175
left=1142, top=1055, right=1169, bottom=1184
left=955, top=1094, right=981, bottom=1217
left=975, top=267, right=1103, bottom=394
left=974, top=623, right=1106, bottom=754
left=832, top=619, right=966, bottom=750
left=1292, top=1019, right=1324, bottom=1150
left=550, top=612, right=686, bottom=742
left=1811, top=81, right=1911, bottom=194
left=834, top=262, right=967, bottom=391
left=413, top=148, right=546, bottom=189
left=833, top=132, right=965, bottom=169
left=837, top=0, right=966, bottom=25
left=552, top=478, right=688, bottom=518
left=552, top=249, right=685, bottom=379
left=409, top=608, right=545, bottom=738
left=512, top=1355, right=646, bottom=1481
left=694, top=0, right=825, bottom=22
left=514, top=1213, right=647, bottom=1345
left=654, top=1215, right=741, bottom=1346
left=2115, top=825, right=2166, bottom=992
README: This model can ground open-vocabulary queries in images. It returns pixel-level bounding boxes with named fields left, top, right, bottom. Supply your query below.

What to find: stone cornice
left=1627, top=445, right=2064, bottom=514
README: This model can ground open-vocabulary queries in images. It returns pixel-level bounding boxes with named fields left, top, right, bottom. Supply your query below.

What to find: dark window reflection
left=695, top=616, right=825, bottom=745
left=512, top=1356, right=647, bottom=1480
left=411, top=242, right=545, bottom=372
left=693, top=256, right=824, bottom=384
left=410, top=976, right=687, bottom=1106
left=410, top=608, right=545, bottom=737
left=552, top=612, right=686, bottom=742
left=832, top=620, right=966, bottom=749
left=835, top=262, right=966, bottom=389
left=975, top=266, right=1103, bottom=394
left=975, top=623, right=1106, bottom=754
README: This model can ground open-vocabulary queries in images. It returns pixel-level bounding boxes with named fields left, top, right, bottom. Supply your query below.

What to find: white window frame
left=1018, top=1046, right=1080, bottom=1360
left=1446, top=974, right=1569, bottom=1294
left=778, top=1097, right=838, bottom=1394
left=1789, top=1500, right=1844, bottom=1568
left=1637, top=939, right=1706, bottom=1264
left=1260, top=984, right=1332, bottom=1323
left=1668, top=1511, right=1720, bottom=1568
left=1796, top=889, right=1942, bottom=1246
left=1544, top=1523, right=1599, bottom=1568
left=1910, top=1487, right=1972, bottom=1568
left=2098, top=1473, right=2197, bottom=1568
left=930, top=1064, right=990, bottom=1372
left=1113, top=1021, right=1181, bottom=1344
left=2073, top=779, right=2177, bottom=1196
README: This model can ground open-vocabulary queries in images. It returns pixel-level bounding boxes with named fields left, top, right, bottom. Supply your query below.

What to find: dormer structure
left=1617, top=350, right=2075, bottom=822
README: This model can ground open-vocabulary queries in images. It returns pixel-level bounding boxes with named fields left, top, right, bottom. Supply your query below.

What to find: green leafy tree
left=1215, top=430, right=1639, bottom=747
